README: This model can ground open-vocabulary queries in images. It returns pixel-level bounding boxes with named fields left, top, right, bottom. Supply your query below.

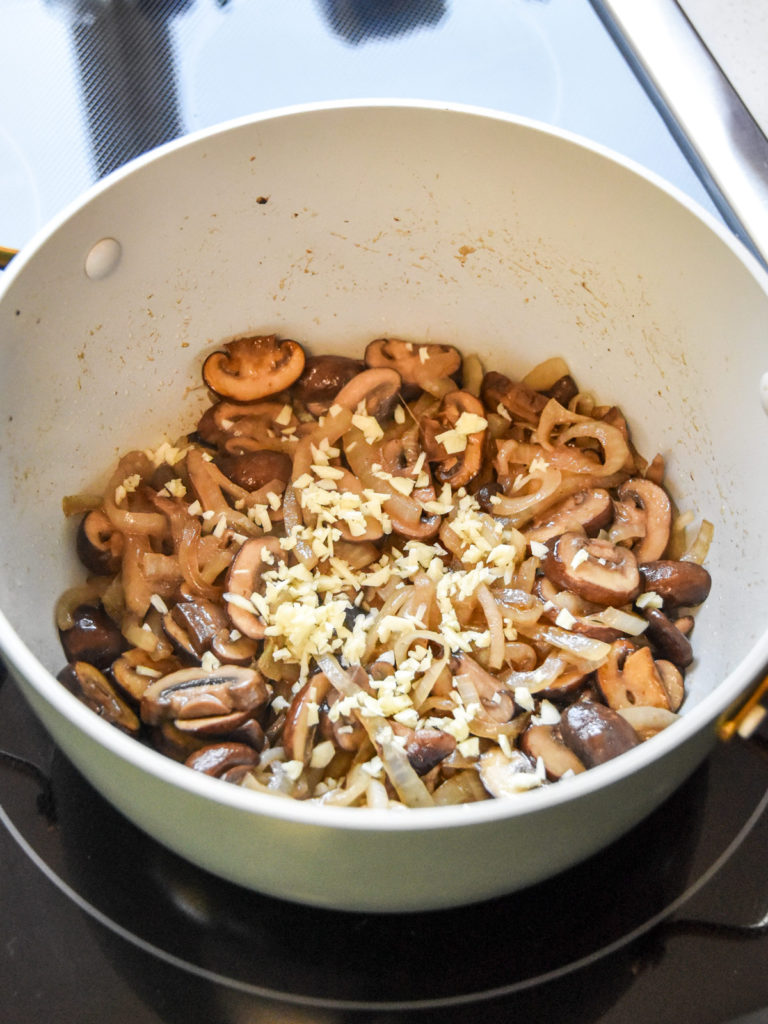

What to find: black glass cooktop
left=2, top=3, right=767, bottom=1023
left=2, top=664, right=768, bottom=1024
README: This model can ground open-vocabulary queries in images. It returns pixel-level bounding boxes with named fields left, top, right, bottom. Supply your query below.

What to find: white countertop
left=679, top=0, right=768, bottom=136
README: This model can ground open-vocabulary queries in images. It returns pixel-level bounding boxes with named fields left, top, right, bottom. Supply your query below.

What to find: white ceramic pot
left=1, top=101, right=767, bottom=912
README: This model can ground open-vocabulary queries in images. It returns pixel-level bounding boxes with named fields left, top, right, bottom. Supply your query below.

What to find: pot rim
left=2, top=99, right=767, bottom=833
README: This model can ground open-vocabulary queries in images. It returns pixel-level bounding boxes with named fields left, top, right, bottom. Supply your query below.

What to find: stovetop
left=2, top=3, right=768, bottom=1022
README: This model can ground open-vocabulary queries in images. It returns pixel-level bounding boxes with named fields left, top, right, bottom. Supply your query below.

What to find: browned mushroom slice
left=542, top=532, right=641, bottom=606
left=655, top=659, right=685, bottom=712
left=76, top=508, right=124, bottom=575
left=293, top=354, right=366, bottom=415
left=59, top=604, right=126, bottom=669
left=364, top=338, right=461, bottom=397
left=559, top=700, right=641, bottom=767
left=389, top=510, right=442, bottom=542
left=520, top=724, right=585, bottom=779
left=333, top=366, right=401, bottom=420
left=58, top=661, right=140, bottom=734
left=140, top=665, right=270, bottom=727
left=112, top=648, right=185, bottom=702
left=480, top=371, right=548, bottom=425
left=643, top=607, right=693, bottom=669
left=451, top=653, right=516, bottom=726
left=420, top=390, right=487, bottom=489
left=173, top=708, right=258, bottom=737
left=616, top=477, right=672, bottom=562
left=524, top=487, right=614, bottom=545
left=638, top=560, right=712, bottom=609
left=202, top=334, right=305, bottom=402
left=597, top=642, right=673, bottom=711
left=164, top=598, right=260, bottom=666
left=224, top=535, right=283, bottom=639
left=195, top=399, right=297, bottom=451
left=543, top=374, right=579, bottom=407
left=401, top=728, right=457, bottom=776
left=185, top=741, right=260, bottom=783
left=214, top=450, right=292, bottom=492
left=282, top=673, right=331, bottom=764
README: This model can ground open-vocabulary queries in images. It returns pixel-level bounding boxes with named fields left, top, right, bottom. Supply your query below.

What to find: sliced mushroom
left=164, top=598, right=259, bottom=666
left=324, top=469, right=387, bottom=542
left=282, top=673, right=331, bottom=764
left=596, top=641, right=679, bottom=711
left=616, top=477, right=672, bottom=561
left=389, top=509, right=442, bottom=542
left=377, top=430, right=437, bottom=505
left=643, top=607, right=693, bottom=669
left=59, top=604, right=126, bottom=669
left=364, top=338, right=461, bottom=397
left=543, top=374, right=579, bottom=407
left=638, top=559, right=712, bottom=609
left=656, top=660, right=685, bottom=712
left=195, top=399, right=297, bottom=451
left=542, top=532, right=641, bottom=606
left=559, top=700, right=641, bottom=767
left=202, top=334, right=305, bottom=402
left=225, top=536, right=283, bottom=639
left=420, top=390, right=487, bottom=489
left=293, top=354, right=366, bottom=415
left=520, top=724, right=585, bottom=779
left=333, top=366, right=401, bottom=420
left=112, top=648, right=185, bottom=702
left=185, top=742, right=260, bottom=783
left=58, top=661, right=140, bottom=734
left=140, top=665, right=270, bottom=727
left=524, top=487, right=614, bottom=544
left=451, top=653, right=515, bottom=724
left=76, top=508, right=124, bottom=575
left=480, top=371, right=548, bottom=425
left=403, top=728, right=457, bottom=776
left=214, top=450, right=292, bottom=492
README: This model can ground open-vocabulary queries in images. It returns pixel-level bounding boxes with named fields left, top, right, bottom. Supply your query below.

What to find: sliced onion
left=617, top=705, right=678, bottom=739
left=522, top=356, right=571, bottom=392
left=55, top=580, right=111, bottom=630
left=103, top=452, right=167, bottom=537
left=499, top=653, right=566, bottom=693
left=432, top=770, right=489, bottom=805
left=582, top=606, right=649, bottom=636
left=519, top=623, right=611, bottom=665
left=476, top=583, right=505, bottom=670
left=554, top=420, right=630, bottom=477
left=316, top=653, right=365, bottom=699
left=364, top=717, right=435, bottom=808
left=682, top=518, right=714, bottom=565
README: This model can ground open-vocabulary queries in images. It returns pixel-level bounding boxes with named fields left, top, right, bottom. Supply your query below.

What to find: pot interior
left=1, top=103, right=767, bottom=730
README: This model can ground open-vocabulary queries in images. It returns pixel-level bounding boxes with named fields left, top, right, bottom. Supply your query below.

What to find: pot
left=1, top=101, right=767, bottom=913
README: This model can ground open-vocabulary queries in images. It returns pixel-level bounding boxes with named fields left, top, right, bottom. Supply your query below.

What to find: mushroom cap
left=559, top=700, right=641, bottom=767
left=542, top=532, right=641, bottom=606
left=420, top=389, right=487, bottom=489
left=525, top=487, right=614, bottom=545
left=638, top=559, right=712, bottom=609
left=617, top=477, right=672, bottom=562
left=202, top=334, right=305, bottom=402
left=365, top=338, right=461, bottom=390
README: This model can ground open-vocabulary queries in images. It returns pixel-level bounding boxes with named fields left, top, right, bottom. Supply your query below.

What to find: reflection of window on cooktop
left=316, top=0, right=448, bottom=45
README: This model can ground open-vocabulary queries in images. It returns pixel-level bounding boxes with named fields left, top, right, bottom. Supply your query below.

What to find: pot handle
left=718, top=674, right=768, bottom=742
left=0, top=247, right=17, bottom=270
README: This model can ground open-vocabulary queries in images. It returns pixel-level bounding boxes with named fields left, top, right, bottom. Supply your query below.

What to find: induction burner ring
left=2, top=749, right=767, bottom=1013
